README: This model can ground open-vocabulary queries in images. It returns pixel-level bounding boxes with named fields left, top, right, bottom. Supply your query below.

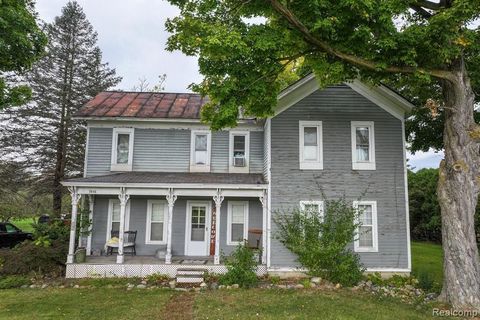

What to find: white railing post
left=260, top=190, right=268, bottom=265
left=86, top=194, right=94, bottom=256
left=67, top=187, right=81, bottom=264
left=165, top=188, right=177, bottom=264
left=116, top=188, right=129, bottom=264
left=213, top=189, right=224, bottom=265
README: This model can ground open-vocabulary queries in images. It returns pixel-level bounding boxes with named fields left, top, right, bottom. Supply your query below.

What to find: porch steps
left=176, top=268, right=207, bottom=284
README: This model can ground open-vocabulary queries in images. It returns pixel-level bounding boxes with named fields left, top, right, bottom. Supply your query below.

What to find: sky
left=35, top=0, right=442, bottom=170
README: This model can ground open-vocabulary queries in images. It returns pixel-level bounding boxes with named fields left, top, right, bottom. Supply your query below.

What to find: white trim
left=353, top=200, right=378, bottom=253
left=351, top=121, right=376, bottom=170
left=275, top=74, right=413, bottom=120
left=64, top=182, right=267, bottom=190
left=106, top=199, right=130, bottom=243
left=299, top=121, right=323, bottom=170
left=365, top=268, right=411, bottom=273
left=145, top=200, right=168, bottom=245
left=299, top=200, right=324, bottom=218
left=83, top=126, right=90, bottom=178
left=265, top=119, right=272, bottom=269
left=110, top=128, right=134, bottom=171
left=184, top=200, right=211, bottom=256
left=229, top=131, right=250, bottom=173
left=190, top=130, right=212, bottom=172
left=226, top=201, right=249, bottom=246
left=402, top=119, right=412, bottom=270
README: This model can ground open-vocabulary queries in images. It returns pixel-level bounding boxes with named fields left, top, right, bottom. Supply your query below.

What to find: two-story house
left=62, top=74, right=413, bottom=278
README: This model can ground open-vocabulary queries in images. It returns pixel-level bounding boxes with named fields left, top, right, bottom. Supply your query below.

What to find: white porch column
left=165, top=188, right=177, bottom=264
left=260, top=190, right=268, bottom=265
left=116, top=188, right=130, bottom=264
left=213, top=189, right=224, bottom=265
left=86, top=195, right=94, bottom=256
left=67, top=187, right=81, bottom=264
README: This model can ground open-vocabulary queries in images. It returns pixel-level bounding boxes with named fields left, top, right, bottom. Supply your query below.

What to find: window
left=106, top=199, right=130, bottom=242
left=227, top=201, right=249, bottom=245
left=5, top=223, right=19, bottom=233
left=146, top=200, right=168, bottom=244
left=351, top=121, right=375, bottom=170
left=353, top=201, right=378, bottom=252
left=229, top=131, right=250, bottom=173
left=111, top=128, right=134, bottom=171
left=299, top=201, right=324, bottom=218
left=190, top=130, right=211, bottom=172
left=299, top=121, right=323, bottom=170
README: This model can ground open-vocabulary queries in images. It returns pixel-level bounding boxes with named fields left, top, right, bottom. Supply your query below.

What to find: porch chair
left=106, top=230, right=137, bottom=256
left=247, top=228, right=263, bottom=263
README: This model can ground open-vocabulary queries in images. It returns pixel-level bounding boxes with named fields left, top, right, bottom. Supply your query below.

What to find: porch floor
left=82, top=255, right=215, bottom=265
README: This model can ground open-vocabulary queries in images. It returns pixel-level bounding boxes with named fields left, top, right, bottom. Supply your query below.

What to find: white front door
left=185, top=201, right=211, bottom=256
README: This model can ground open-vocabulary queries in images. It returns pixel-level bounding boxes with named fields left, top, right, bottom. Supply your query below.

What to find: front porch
left=62, top=172, right=269, bottom=278
left=66, top=255, right=268, bottom=278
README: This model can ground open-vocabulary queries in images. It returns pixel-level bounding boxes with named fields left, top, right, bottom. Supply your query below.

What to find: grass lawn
left=0, top=287, right=435, bottom=320
left=411, top=241, right=443, bottom=285
left=10, top=218, right=36, bottom=233
left=0, top=288, right=175, bottom=320
left=194, top=289, right=434, bottom=319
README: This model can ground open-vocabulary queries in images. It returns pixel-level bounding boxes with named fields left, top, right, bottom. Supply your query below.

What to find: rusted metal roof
left=64, top=172, right=266, bottom=185
left=76, top=91, right=210, bottom=119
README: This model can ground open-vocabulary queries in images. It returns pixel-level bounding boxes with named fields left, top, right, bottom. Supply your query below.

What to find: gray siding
left=85, top=128, right=264, bottom=176
left=91, top=196, right=263, bottom=257
left=270, top=85, right=408, bottom=269
left=85, top=128, right=113, bottom=177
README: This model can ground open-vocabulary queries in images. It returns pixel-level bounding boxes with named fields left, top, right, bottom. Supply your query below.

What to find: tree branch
left=409, top=4, right=433, bottom=19
left=267, top=0, right=454, bottom=80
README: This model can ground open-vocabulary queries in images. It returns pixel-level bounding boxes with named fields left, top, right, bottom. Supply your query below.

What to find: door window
left=191, top=206, right=206, bottom=241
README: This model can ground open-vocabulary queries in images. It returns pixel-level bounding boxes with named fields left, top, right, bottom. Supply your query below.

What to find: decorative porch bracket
left=165, top=188, right=177, bottom=264
left=67, top=187, right=82, bottom=264
left=213, top=189, right=224, bottom=265
left=259, top=190, right=268, bottom=265
left=116, top=188, right=130, bottom=264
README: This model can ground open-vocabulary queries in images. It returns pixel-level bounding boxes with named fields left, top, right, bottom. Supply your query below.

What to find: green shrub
left=0, top=239, right=67, bottom=276
left=219, top=243, right=258, bottom=288
left=416, top=271, right=436, bottom=292
left=146, top=273, right=170, bottom=285
left=365, top=272, right=418, bottom=287
left=268, top=275, right=281, bottom=285
left=275, top=198, right=365, bottom=286
left=32, top=220, right=70, bottom=247
left=0, top=275, right=31, bottom=289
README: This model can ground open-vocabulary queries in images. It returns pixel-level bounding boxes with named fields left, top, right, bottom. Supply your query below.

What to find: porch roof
left=63, top=172, right=266, bottom=186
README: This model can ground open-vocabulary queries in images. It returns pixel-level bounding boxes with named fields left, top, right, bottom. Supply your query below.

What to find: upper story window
left=190, top=130, right=211, bottom=172
left=351, top=121, right=375, bottom=170
left=353, top=201, right=378, bottom=252
left=111, top=128, right=134, bottom=171
left=229, top=131, right=250, bottom=173
left=299, top=121, right=323, bottom=170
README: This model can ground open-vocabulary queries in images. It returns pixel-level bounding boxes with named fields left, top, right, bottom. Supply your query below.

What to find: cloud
left=35, top=0, right=202, bottom=92
left=407, top=149, right=443, bottom=171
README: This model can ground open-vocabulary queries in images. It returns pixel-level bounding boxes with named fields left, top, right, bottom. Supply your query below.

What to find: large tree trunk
left=437, top=58, right=480, bottom=309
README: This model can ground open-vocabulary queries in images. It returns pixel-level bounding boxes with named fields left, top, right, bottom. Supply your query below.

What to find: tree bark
left=437, top=58, right=480, bottom=309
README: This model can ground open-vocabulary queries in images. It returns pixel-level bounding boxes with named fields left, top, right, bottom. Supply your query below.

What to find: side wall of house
left=90, top=196, right=263, bottom=257
left=84, top=128, right=264, bottom=177
left=269, top=85, right=408, bottom=270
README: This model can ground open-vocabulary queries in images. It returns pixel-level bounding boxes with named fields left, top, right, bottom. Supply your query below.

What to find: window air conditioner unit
left=234, top=155, right=246, bottom=167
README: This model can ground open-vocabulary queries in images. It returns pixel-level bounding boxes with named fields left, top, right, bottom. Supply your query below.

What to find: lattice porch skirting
left=66, top=263, right=267, bottom=278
